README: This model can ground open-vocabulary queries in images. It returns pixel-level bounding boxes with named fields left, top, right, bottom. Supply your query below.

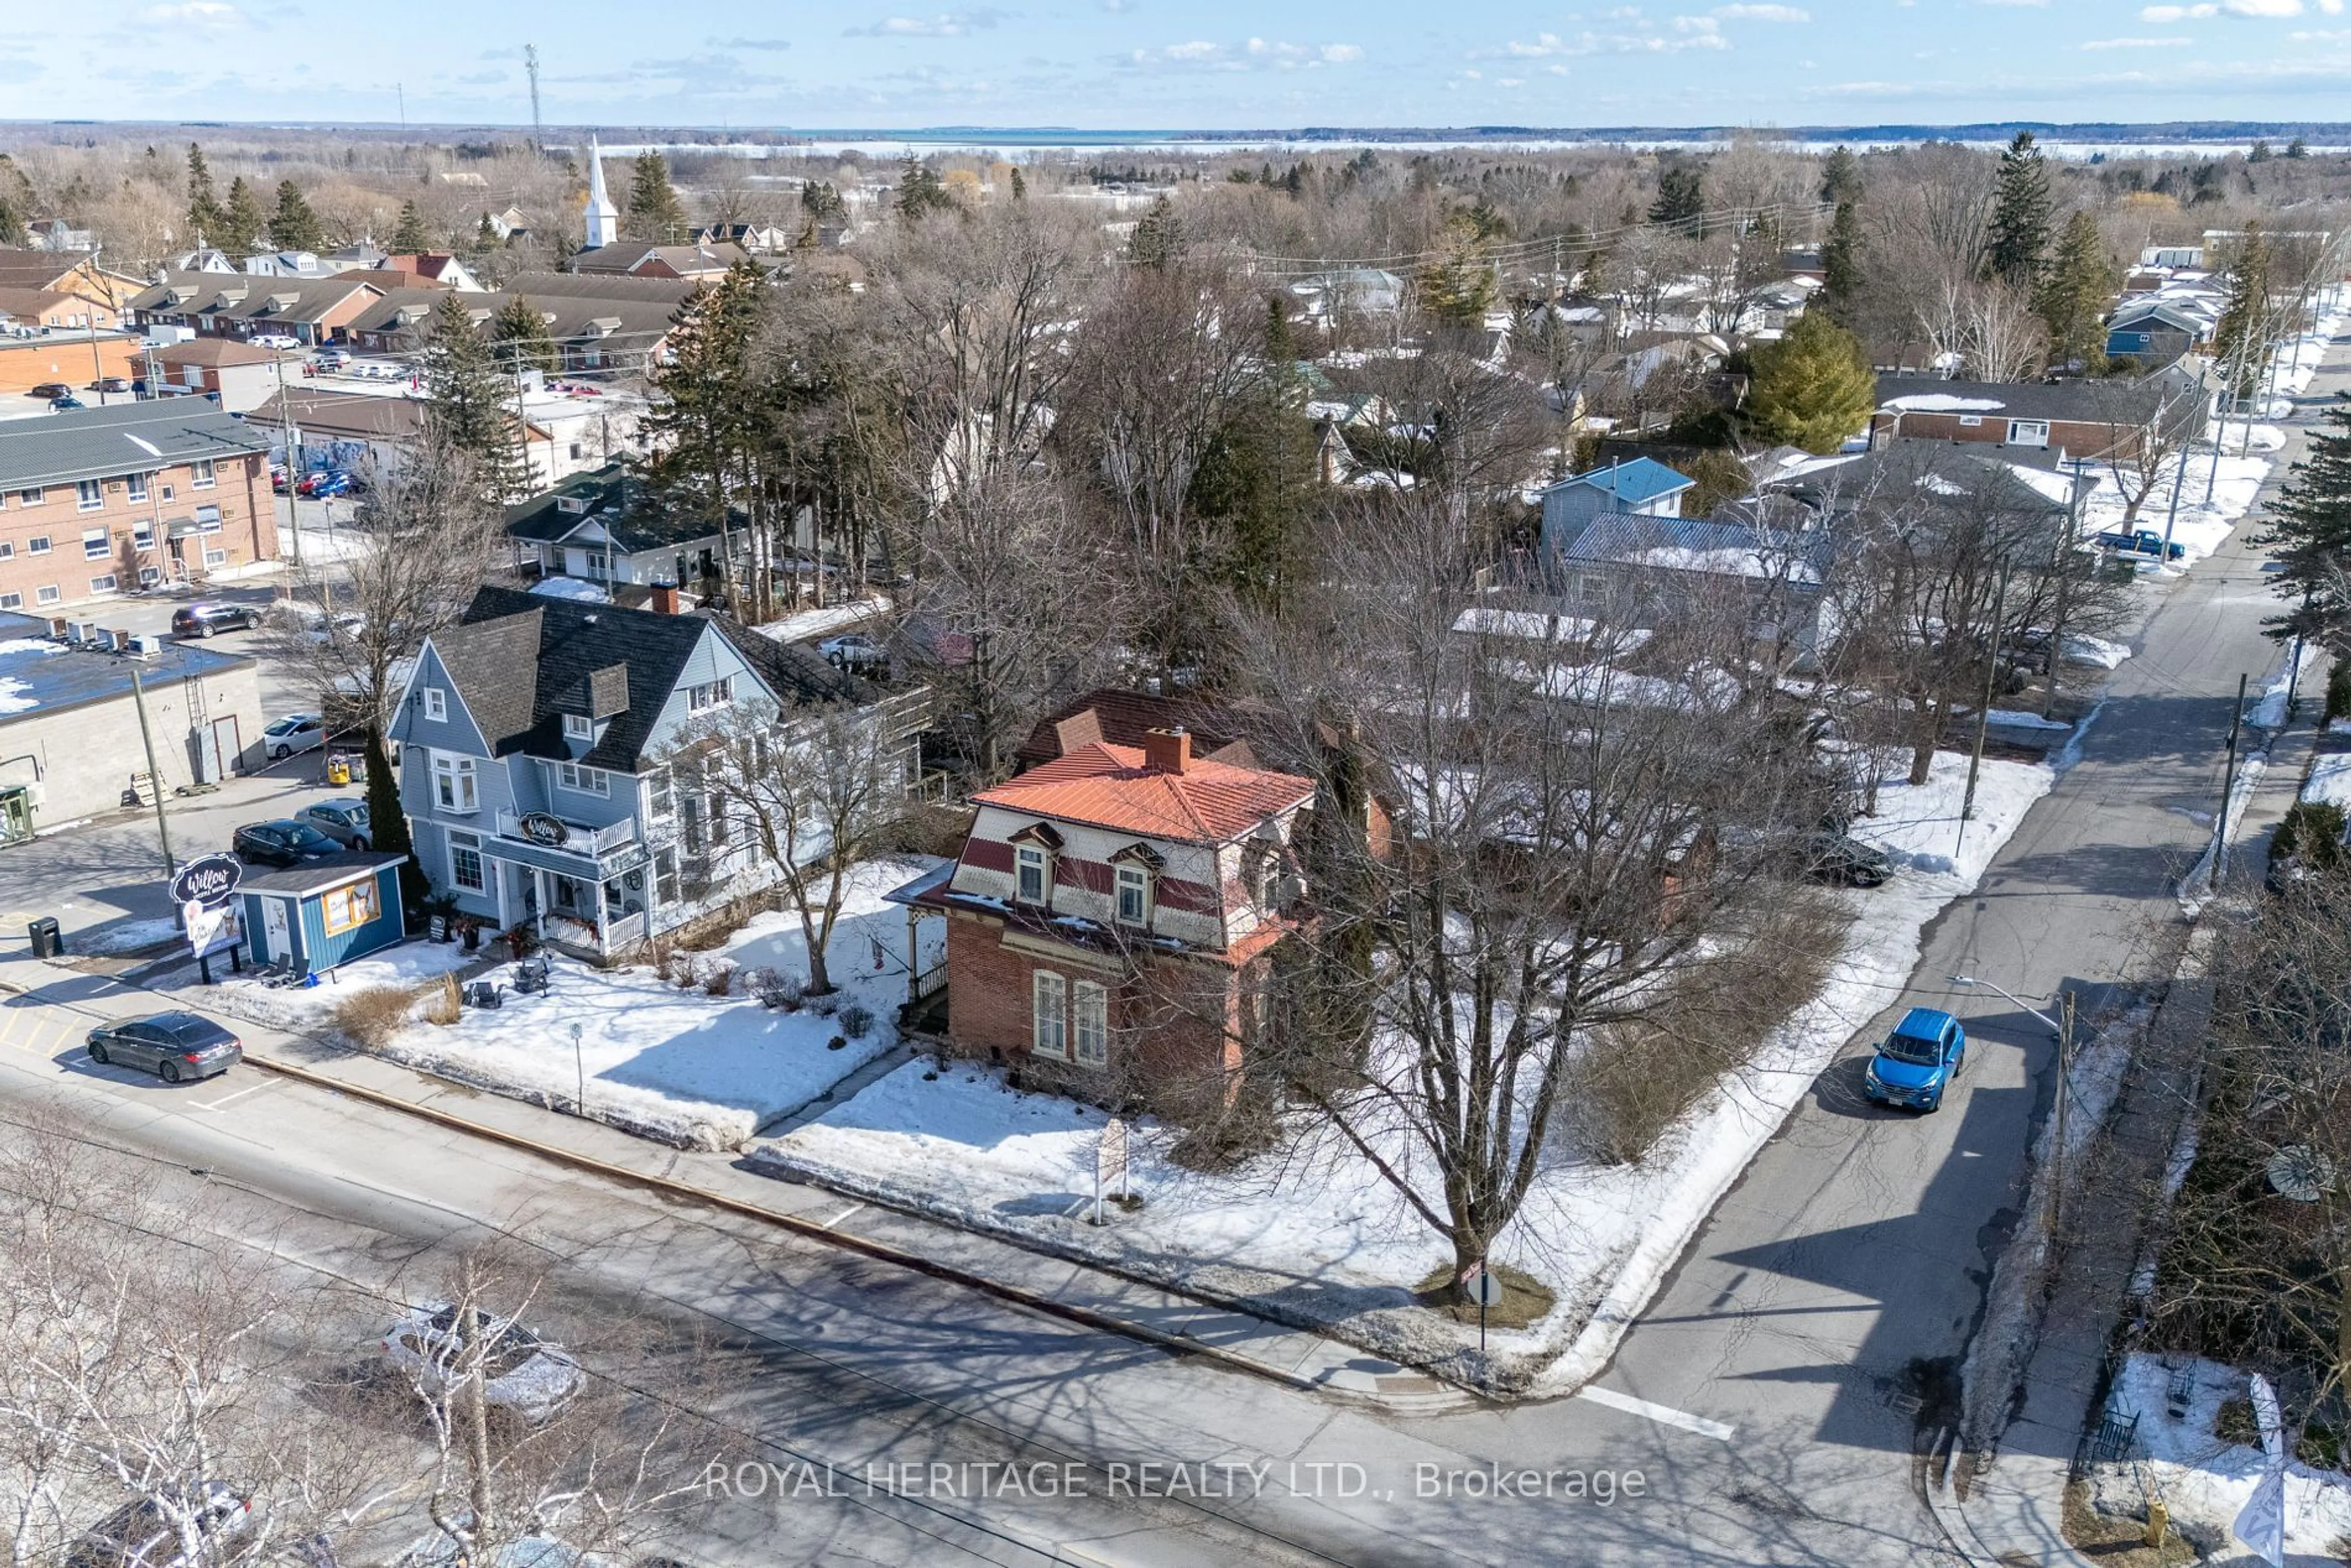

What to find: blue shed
left=238, top=852, right=408, bottom=980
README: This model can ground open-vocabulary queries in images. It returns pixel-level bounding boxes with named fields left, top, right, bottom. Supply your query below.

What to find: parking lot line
left=192, top=1079, right=272, bottom=1111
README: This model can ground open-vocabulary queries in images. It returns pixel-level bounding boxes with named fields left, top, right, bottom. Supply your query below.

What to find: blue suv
left=1865, top=1007, right=1967, bottom=1112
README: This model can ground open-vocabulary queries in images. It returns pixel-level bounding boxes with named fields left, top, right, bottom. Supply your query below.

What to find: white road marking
left=1575, top=1384, right=1737, bottom=1442
left=193, top=1079, right=272, bottom=1111
left=819, top=1202, right=866, bottom=1231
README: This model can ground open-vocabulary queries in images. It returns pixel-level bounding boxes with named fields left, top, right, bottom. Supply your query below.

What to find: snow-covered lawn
left=2303, top=751, right=2351, bottom=811
left=197, top=940, right=480, bottom=1032
left=756, top=754, right=2058, bottom=1389
left=2075, top=448, right=2269, bottom=568
left=2091, top=1354, right=2351, bottom=1556
left=75, top=915, right=186, bottom=956
left=356, top=858, right=940, bottom=1149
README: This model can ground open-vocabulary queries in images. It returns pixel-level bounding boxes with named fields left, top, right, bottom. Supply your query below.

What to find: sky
left=6, top=0, right=2351, bottom=129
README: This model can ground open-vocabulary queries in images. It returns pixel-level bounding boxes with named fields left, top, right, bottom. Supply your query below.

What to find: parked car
left=296, top=798, right=371, bottom=849
left=1864, top=1007, right=1968, bottom=1112
left=251, top=333, right=301, bottom=351
left=2093, top=528, right=2186, bottom=563
left=28, top=381, right=72, bottom=399
left=817, top=632, right=887, bottom=673
left=309, top=348, right=351, bottom=370
left=233, top=818, right=342, bottom=866
left=65, top=1482, right=253, bottom=1567
left=49, top=394, right=84, bottom=411
left=297, top=470, right=358, bottom=499
left=89, top=375, right=133, bottom=394
left=382, top=1304, right=583, bottom=1424
left=262, top=713, right=328, bottom=759
left=83, top=1011, right=243, bottom=1086
left=1802, top=831, right=1895, bottom=888
left=171, top=601, right=263, bottom=638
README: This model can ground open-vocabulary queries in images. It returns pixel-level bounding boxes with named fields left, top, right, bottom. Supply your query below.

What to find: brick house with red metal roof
left=901, top=728, right=1314, bottom=1108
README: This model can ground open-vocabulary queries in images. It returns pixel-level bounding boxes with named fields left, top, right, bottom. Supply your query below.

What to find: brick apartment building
left=0, top=402, right=275, bottom=609
left=897, top=728, right=1316, bottom=1112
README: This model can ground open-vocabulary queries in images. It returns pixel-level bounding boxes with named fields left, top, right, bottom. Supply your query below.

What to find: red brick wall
left=0, top=452, right=272, bottom=608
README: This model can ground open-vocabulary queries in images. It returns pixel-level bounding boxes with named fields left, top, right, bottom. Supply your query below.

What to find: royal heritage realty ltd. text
left=700, top=1460, right=1649, bottom=1504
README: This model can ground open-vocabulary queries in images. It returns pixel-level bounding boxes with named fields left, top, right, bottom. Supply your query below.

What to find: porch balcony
left=494, top=809, right=637, bottom=857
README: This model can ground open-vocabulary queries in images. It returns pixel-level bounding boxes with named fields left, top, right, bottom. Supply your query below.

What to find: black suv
left=172, top=602, right=264, bottom=638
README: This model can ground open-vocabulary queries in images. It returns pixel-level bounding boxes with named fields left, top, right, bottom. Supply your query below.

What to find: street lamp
left=1947, top=974, right=2060, bottom=1035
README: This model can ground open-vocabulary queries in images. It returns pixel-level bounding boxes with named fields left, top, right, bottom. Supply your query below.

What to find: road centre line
left=1573, top=1385, right=1737, bottom=1442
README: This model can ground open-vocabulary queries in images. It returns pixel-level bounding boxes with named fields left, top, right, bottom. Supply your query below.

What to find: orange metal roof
left=972, top=741, right=1311, bottom=844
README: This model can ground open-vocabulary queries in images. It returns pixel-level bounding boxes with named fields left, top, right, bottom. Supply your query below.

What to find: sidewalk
left=1935, top=696, right=2320, bottom=1565
left=0, top=947, right=1469, bottom=1414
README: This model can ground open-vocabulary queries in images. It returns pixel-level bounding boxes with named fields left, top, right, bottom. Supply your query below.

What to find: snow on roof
left=1882, top=393, right=2007, bottom=413
left=1551, top=456, right=1695, bottom=505
left=1450, top=606, right=1654, bottom=652
left=527, top=576, right=611, bottom=604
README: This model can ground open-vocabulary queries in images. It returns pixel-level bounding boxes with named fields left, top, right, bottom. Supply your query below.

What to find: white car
left=250, top=334, right=301, bottom=351
left=262, top=713, right=327, bottom=760
left=381, top=1303, right=583, bottom=1424
left=817, top=632, right=887, bottom=673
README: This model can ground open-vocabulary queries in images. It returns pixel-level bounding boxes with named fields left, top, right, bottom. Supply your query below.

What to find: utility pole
left=270, top=354, right=308, bottom=591
left=128, top=667, right=176, bottom=880
left=1958, top=562, right=2012, bottom=855
left=2160, top=359, right=2207, bottom=557
left=525, top=45, right=544, bottom=154
left=2049, top=989, right=2077, bottom=1242
left=2212, top=670, right=2249, bottom=893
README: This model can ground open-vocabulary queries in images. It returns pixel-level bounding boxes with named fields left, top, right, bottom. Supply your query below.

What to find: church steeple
left=583, top=135, right=618, bottom=250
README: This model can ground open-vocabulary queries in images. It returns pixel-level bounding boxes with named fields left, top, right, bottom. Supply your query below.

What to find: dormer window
left=563, top=713, right=592, bottom=741
left=557, top=496, right=588, bottom=514
left=1115, top=865, right=1151, bottom=927
left=1016, top=845, right=1049, bottom=904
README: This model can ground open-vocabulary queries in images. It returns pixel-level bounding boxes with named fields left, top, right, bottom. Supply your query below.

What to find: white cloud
left=1121, top=37, right=1359, bottom=70
left=2222, top=0, right=2303, bottom=12
left=141, top=1, right=242, bottom=26
left=2139, top=2, right=2219, bottom=15
left=846, top=9, right=1011, bottom=37
left=1712, top=2, right=1811, bottom=18
left=1319, top=42, right=1363, bottom=61
left=2080, top=34, right=2194, bottom=45
left=1486, top=20, right=1728, bottom=57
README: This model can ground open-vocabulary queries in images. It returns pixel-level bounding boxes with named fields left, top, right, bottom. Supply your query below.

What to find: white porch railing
left=495, top=809, right=637, bottom=856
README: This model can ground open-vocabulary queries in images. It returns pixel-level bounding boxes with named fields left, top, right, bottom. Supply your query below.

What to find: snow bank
left=2302, top=751, right=2351, bottom=812
left=2092, top=1354, right=2351, bottom=1556
left=755, top=597, right=888, bottom=646
left=758, top=757, right=2057, bottom=1392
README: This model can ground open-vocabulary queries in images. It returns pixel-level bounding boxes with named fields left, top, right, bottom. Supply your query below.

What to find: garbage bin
left=27, top=917, right=61, bottom=959
left=326, top=756, right=351, bottom=787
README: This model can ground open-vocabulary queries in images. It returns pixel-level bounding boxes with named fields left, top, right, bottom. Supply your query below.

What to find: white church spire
left=583, top=135, right=618, bottom=250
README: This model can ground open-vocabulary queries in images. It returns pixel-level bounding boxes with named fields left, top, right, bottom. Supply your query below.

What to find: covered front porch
left=484, top=818, right=654, bottom=959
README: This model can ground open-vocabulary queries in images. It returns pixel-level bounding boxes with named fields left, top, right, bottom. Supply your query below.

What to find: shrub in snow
left=837, top=1003, right=874, bottom=1038
left=423, top=974, right=462, bottom=1027
left=806, top=990, right=841, bottom=1017
left=702, top=962, right=735, bottom=997
left=335, top=985, right=420, bottom=1049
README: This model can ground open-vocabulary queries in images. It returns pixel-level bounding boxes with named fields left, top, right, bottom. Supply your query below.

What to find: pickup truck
left=2093, top=528, right=2186, bottom=562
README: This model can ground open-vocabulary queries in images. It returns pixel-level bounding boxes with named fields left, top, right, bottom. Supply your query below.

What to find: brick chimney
left=650, top=582, right=680, bottom=615
left=1142, top=726, right=1190, bottom=776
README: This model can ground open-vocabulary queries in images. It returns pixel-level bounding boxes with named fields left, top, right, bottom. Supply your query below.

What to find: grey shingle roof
left=503, top=463, right=739, bottom=553
left=1875, top=375, right=2167, bottom=426
left=454, top=586, right=717, bottom=773
left=0, top=400, right=271, bottom=490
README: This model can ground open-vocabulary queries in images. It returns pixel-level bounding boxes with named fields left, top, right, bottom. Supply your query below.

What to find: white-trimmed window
left=81, top=528, right=108, bottom=560
left=1072, top=981, right=1108, bottom=1067
left=654, top=846, right=680, bottom=904
left=131, top=521, right=153, bottom=551
left=88, top=574, right=116, bottom=595
left=1957, top=413, right=1983, bottom=428
left=431, top=752, right=478, bottom=813
left=1015, top=844, right=1049, bottom=904
left=202, top=547, right=227, bottom=567
left=159, top=483, right=174, bottom=502
left=448, top=830, right=486, bottom=892
left=75, top=481, right=102, bottom=511
left=190, top=459, right=216, bottom=489
left=2006, top=419, right=2050, bottom=448
left=17, top=487, right=42, bottom=507
left=562, top=713, right=592, bottom=741
left=687, top=677, right=732, bottom=713
left=0, top=593, right=21, bottom=610
left=195, top=505, right=221, bottom=533
left=649, top=769, right=675, bottom=819
left=0, top=543, right=13, bottom=560
left=1115, top=863, right=1151, bottom=926
left=1032, top=970, right=1068, bottom=1060
left=556, top=760, right=609, bottom=797
left=421, top=686, right=446, bottom=722
left=138, top=566, right=160, bottom=587
left=33, top=586, right=57, bottom=606
left=126, top=473, right=148, bottom=503
left=26, top=536, right=49, bottom=555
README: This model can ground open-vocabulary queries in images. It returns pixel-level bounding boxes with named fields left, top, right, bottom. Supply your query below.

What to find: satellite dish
left=2267, top=1144, right=2336, bottom=1203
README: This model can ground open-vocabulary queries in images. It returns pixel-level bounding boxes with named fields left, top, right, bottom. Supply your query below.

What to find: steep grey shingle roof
left=1875, top=374, right=2168, bottom=426
left=454, top=586, right=715, bottom=773
left=0, top=400, right=271, bottom=490
left=503, top=463, right=740, bottom=553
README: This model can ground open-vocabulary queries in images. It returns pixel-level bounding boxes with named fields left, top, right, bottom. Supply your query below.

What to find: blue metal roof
left=1557, top=457, right=1695, bottom=506
left=0, top=611, right=252, bottom=722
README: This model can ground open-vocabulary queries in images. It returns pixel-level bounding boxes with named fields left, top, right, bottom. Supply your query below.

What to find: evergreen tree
left=1819, top=199, right=1864, bottom=326
left=0, top=155, right=32, bottom=248
left=2214, top=223, right=2274, bottom=405
left=474, top=212, right=500, bottom=252
left=1415, top=212, right=1497, bottom=328
left=490, top=294, right=558, bottom=375
left=643, top=264, right=768, bottom=613
left=1820, top=144, right=1862, bottom=205
left=389, top=199, right=434, bottom=253
left=2036, top=209, right=2118, bottom=374
left=1745, top=310, right=1875, bottom=454
left=1009, top=166, right=1027, bottom=201
left=626, top=151, right=687, bottom=241
left=2259, top=396, right=2351, bottom=649
left=1649, top=162, right=1705, bottom=228
left=421, top=293, right=528, bottom=501
left=1192, top=297, right=1316, bottom=616
left=185, top=143, right=223, bottom=242
left=799, top=180, right=845, bottom=225
left=894, top=157, right=954, bottom=220
left=1126, top=195, right=1185, bottom=268
left=2289, top=135, right=2311, bottom=160
left=1985, top=130, right=2052, bottom=286
left=269, top=179, right=325, bottom=252
left=220, top=177, right=266, bottom=253
left=2249, top=138, right=2274, bottom=164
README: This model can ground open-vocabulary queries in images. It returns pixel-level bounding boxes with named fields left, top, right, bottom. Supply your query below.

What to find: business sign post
left=169, top=852, right=244, bottom=983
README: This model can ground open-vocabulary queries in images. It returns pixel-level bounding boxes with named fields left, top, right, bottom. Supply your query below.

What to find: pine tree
left=1009, top=166, right=1027, bottom=201
left=1820, top=144, right=1862, bottom=205
left=894, top=157, right=954, bottom=220
left=1415, top=212, right=1496, bottom=328
left=624, top=151, right=687, bottom=241
left=1649, top=162, right=1705, bottom=228
left=0, top=155, right=31, bottom=249
left=1985, top=130, right=2052, bottom=286
left=643, top=264, right=768, bottom=613
left=1820, top=199, right=1864, bottom=326
left=1193, top=297, right=1316, bottom=616
left=2258, top=397, right=2351, bottom=648
left=421, top=293, right=529, bottom=500
left=269, top=179, right=325, bottom=252
left=1127, top=195, right=1185, bottom=268
left=2289, top=135, right=2311, bottom=160
left=2249, top=139, right=2274, bottom=164
left=1745, top=310, right=1875, bottom=454
left=2035, top=209, right=2118, bottom=374
left=220, top=177, right=266, bottom=253
left=389, top=199, right=434, bottom=253
left=490, top=294, right=558, bottom=375
left=185, top=143, right=223, bottom=242
left=2214, top=222, right=2274, bottom=405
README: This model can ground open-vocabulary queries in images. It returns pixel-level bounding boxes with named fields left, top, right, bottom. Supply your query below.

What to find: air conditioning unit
left=67, top=621, right=97, bottom=645
left=124, top=634, right=160, bottom=658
